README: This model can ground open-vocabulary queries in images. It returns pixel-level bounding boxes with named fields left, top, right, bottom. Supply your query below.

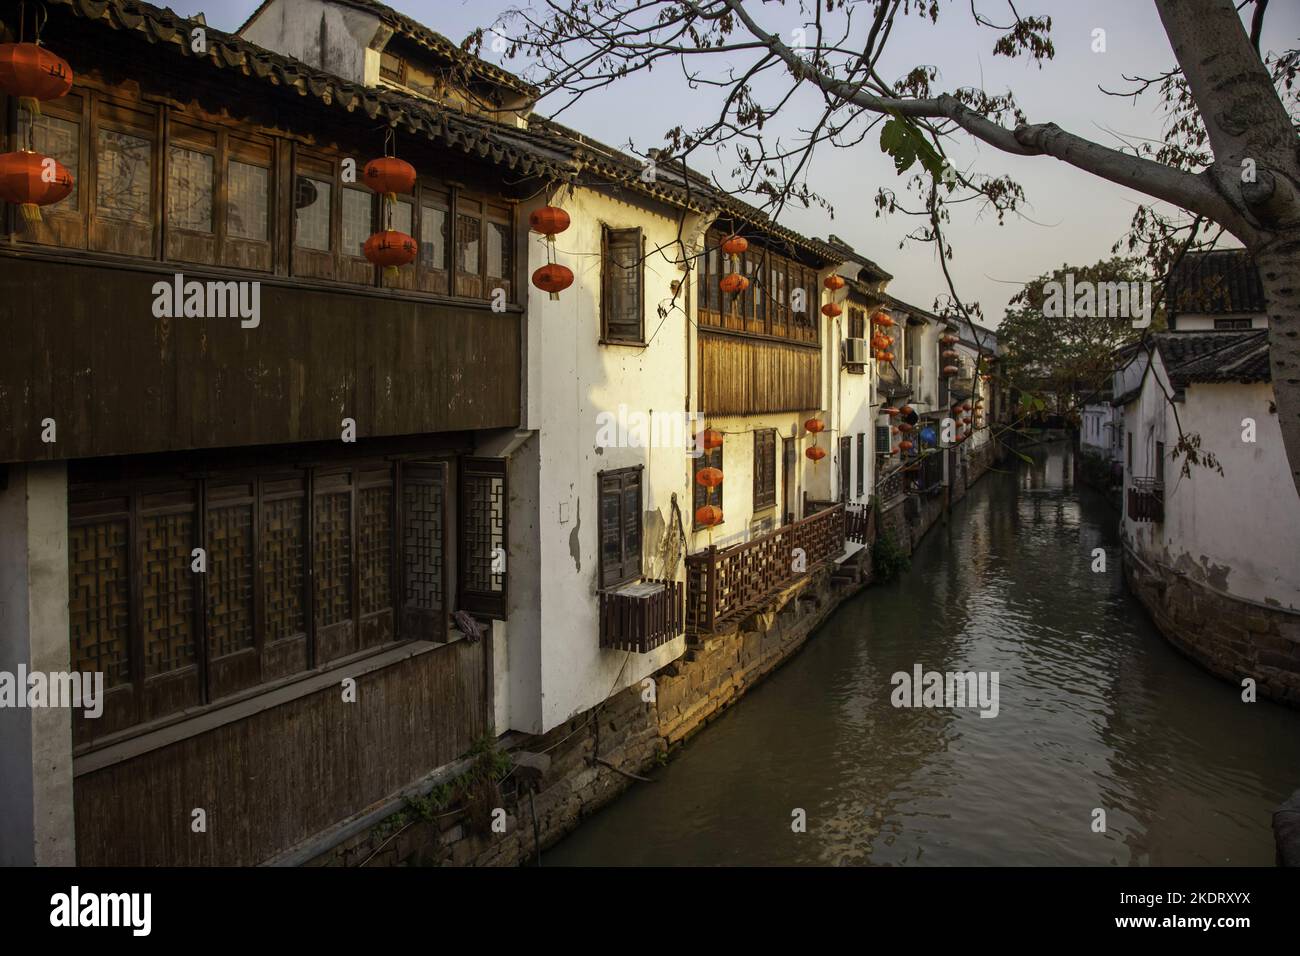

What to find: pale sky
left=176, top=0, right=1299, bottom=327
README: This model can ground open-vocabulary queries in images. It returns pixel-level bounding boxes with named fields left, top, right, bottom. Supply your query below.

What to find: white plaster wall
left=516, top=187, right=695, bottom=733
left=241, top=0, right=384, bottom=85
left=1161, top=382, right=1300, bottom=608
left=1174, top=312, right=1267, bottom=331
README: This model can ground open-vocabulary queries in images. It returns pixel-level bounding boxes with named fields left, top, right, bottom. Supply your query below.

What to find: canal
left=547, top=442, right=1300, bottom=866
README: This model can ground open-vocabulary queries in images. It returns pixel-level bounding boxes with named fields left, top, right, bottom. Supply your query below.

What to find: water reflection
left=547, top=443, right=1300, bottom=866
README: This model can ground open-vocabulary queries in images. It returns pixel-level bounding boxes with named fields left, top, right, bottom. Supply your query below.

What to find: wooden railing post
left=706, top=545, right=718, bottom=634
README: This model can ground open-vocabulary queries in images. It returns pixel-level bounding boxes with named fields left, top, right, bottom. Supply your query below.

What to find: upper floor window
left=598, top=466, right=644, bottom=589
left=602, top=225, right=644, bottom=344
left=753, top=429, right=777, bottom=510
left=1213, top=317, right=1251, bottom=330
left=380, top=50, right=406, bottom=83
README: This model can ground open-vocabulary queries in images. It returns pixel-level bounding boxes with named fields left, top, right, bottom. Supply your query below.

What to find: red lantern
left=823, top=274, right=846, bottom=291
left=532, top=262, right=575, bottom=300
left=890, top=426, right=899, bottom=435
left=899, top=440, right=914, bottom=452
left=942, top=365, right=959, bottom=376
left=695, top=466, right=724, bottom=489
left=941, top=333, right=959, bottom=346
left=805, top=446, right=826, bottom=462
left=720, top=273, right=749, bottom=296
left=890, top=445, right=901, bottom=456
left=962, top=402, right=973, bottom=412
left=702, top=428, right=724, bottom=450
left=695, top=505, right=723, bottom=527
left=901, top=405, right=914, bottom=416
left=882, top=351, right=894, bottom=362
left=898, top=422, right=914, bottom=434
left=0, top=44, right=73, bottom=116
left=873, top=312, right=894, bottom=328
left=942, top=349, right=959, bottom=361
left=720, top=235, right=748, bottom=257
left=364, top=230, right=417, bottom=281
left=821, top=302, right=842, bottom=318
left=805, top=419, right=825, bottom=434
left=0, top=151, right=73, bottom=225
left=529, top=205, right=571, bottom=241
left=363, top=156, right=416, bottom=199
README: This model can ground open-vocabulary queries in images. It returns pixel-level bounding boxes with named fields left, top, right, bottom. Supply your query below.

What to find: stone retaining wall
left=1123, top=553, right=1300, bottom=708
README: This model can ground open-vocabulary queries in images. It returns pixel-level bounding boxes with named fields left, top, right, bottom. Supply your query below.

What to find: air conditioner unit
left=843, top=338, right=870, bottom=364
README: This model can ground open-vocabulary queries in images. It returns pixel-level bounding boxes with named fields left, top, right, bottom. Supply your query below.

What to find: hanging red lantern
left=0, top=151, right=73, bottom=224
left=890, top=445, right=901, bottom=456
left=702, top=428, right=724, bottom=450
left=873, top=312, right=894, bottom=327
left=898, top=422, right=914, bottom=434
left=529, top=205, right=571, bottom=241
left=720, top=235, right=748, bottom=258
left=882, top=351, right=894, bottom=362
left=805, top=446, right=826, bottom=462
left=901, top=405, right=914, bottom=416
left=720, top=273, right=749, bottom=296
left=962, top=402, right=973, bottom=411
left=695, top=504, right=723, bottom=527
left=823, top=274, right=846, bottom=291
left=890, top=426, right=899, bottom=435
left=941, top=333, right=959, bottom=346
left=942, top=365, right=959, bottom=376
left=0, top=44, right=74, bottom=117
left=805, top=419, right=825, bottom=434
left=532, top=262, right=575, bottom=300
left=821, top=302, right=842, bottom=318
left=695, top=466, right=724, bottom=488
left=899, top=440, right=914, bottom=452
left=363, top=156, right=416, bottom=199
left=942, top=349, right=959, bottom=361
left=364, top=229, right=417, bottom=281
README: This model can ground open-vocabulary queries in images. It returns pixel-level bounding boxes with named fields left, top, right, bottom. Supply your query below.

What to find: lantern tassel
left=20, top=97, right=40, bottom=119
left=20, top=203, right=42, bottom=226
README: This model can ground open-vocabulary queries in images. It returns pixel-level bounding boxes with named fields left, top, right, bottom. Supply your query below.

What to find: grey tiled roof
left=1168, top=248, right=1266, bottom=318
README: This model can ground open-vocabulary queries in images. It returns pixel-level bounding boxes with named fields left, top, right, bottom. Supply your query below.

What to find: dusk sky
left=176, top=0, right=1300, bottom=327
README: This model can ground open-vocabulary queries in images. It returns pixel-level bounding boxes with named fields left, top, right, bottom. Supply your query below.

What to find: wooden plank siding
left=698, top=331, right=821, bottom=415
left=73, top=637, right=486, bottom=866
left=0, top=256, right=520, bottom=463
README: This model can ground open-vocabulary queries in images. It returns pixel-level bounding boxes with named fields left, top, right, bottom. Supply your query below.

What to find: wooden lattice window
left=458, top=458, right=508, bottom=619
left=753, top=429, right=777, bottom=510
left=598, top=466, right=644, bottom=589
left=693, top=445, right=724, bottom=528
left=602, top=226, right=645, bottom=343
left=839, top=436, right=852, bottom=501
left=857, top=433, right=866, bottom=497
left=66, top=454, right=464, bottom=743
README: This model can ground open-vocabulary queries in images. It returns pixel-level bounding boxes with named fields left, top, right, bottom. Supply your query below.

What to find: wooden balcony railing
left=685, top=504, right=846, bottom=635
left=845, top=502, right=873, bottom=544
left=1127, top=478, right=1164, bottom=523
left=599, top=579, right=685, bottom=653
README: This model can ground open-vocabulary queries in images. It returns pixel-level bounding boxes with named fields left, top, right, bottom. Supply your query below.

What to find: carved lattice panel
left=262, top=494, right=305, bottom=641
left=358, top=485, right=393, bottom=616
left=207, top=503, right=254, bottom=658
left=459, top=458, right=507, bottom=618
left=313, top=489, right=352, bottom=627
left=141, top=511, right=196, bottom=676
left=69, top=518, right=131, bottom=687
left=402, top=465, right=445, bottom=616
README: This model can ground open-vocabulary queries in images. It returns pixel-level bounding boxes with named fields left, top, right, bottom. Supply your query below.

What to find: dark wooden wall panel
left=698, top=332, right=821, bottom=415
left=73, top=638, right=486, bottom=866
left=0, top=256, right=520, bottom=463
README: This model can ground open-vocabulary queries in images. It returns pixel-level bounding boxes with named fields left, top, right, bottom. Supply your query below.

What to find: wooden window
left=1127, top=433, right=1133, bottom=471
left=340, top=185, right=376, bottom=284
left=1213, top=317, right=1251, bottom=330
left=848, top=307, right=865, bottom=339
left=418, top=186, right=450, bottom=294
left=458, top=458, right=508, bottom=619
left=876, top=424, right=891, bottom=467
left=602, top=226, right=644, bottom=343
left=455, top=196, right=483, bottom=298
left=693, top=445, right=723, bottom=527
left=92, top=101, right=156, bottom=257
left=222, top=137, right=273, bottom=272
left=1155, top=441, right=1165, bottom=483
left=165, top=124, right=217, bottom=264
left=699, top=238, right=722, bottom=317
left=857, top=434, right=866, bottom=497
left=485, top=204, right=513, bottom=301
left=598, top=466, right=644, bottom=589
left=380, top=50, right=405, bottom=83
left=66, top=455, right=458, bottom=745
left=293, top=159, right=333, bottom=251
left=32, top=111, right=81, bottom=212
left=25, top=92, right=87, bottom=250
left=753, top=429, right=777, bottom=510
left=839, top=436, right=852, bottom=501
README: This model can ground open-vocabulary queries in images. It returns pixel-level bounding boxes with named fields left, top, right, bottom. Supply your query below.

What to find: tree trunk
left=1156, top=0, right=1300, bottom=495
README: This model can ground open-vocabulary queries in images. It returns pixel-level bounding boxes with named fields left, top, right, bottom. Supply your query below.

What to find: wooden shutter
left=401, top=461, right=448, bottom=640
left=599, top=467, right=643, bottom=588
left=458, top=457, right=508, bottom=619
left=753, top=429, right=776, bottom=509
left=839, top=437, right=852, bottom=501
left=857, top=434, right=866, bottom=496
left=602, top=226, right=644, bottom=342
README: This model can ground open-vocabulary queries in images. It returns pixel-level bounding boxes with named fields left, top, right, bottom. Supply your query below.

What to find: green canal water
left=546, top=443, right=1300, bottom=866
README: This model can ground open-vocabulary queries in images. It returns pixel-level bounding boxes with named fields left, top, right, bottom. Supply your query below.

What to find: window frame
left=597, top=465, right=645, bottom=590
left=601, top=224, right=646, bottom=345
left=753, top=429, right=777, bottom=511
